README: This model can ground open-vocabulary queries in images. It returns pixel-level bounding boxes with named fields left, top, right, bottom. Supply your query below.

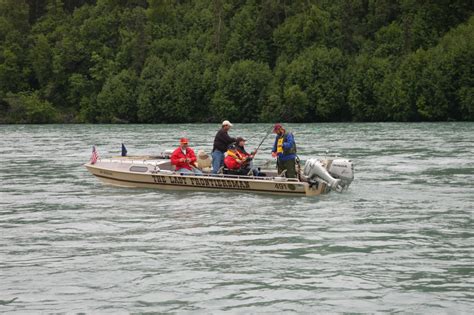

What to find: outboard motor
left=303, top=158, right=341, bottom=189
left=328, top=159, right=354, bottom=189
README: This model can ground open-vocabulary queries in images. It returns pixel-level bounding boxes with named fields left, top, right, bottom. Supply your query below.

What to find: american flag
left=90, top=145, right=100, bottom=164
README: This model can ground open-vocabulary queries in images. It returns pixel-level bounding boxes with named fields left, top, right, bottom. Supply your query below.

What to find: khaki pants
left=277, top=158, right=296, bottom=178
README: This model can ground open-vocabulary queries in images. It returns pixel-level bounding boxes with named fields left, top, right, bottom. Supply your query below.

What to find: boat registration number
left=274, top=183, right=297, bottom=191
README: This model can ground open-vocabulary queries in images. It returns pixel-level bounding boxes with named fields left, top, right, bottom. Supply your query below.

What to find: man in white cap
left=211, top=120, right=236, bottom=174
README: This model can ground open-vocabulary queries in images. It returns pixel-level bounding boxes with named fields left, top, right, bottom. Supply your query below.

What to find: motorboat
left=84, top=149, right=354, bottom=197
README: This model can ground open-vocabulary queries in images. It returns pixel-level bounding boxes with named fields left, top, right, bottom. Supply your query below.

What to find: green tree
left=0, top=0, right=30, bottom=93
left=142, top=56, right=213, bottom=123
left=115, top=6, right=149, bottom=73
left=458, top=87, right=474, bottom=121
left=348, top=54, right=391, bottom=121
left=1, top=0, right=473, bottom=123
left=282, top=85, right=309, bottom=122
left=29, top=34, right=52, bottom=87
left=3, top=91, right=58, bottom=123
left=224, top=2, right=270, bottom=63
left=96, top=69, right=139, bottom=122
left=373, top=22, right=404, bottom=57
left=212, top=60, right=272, bottom=122
left=273, top=4, right=331, bottom=60
left=137, top=55, right=166, bottom=122
left=284, top=46, right=349, bottom=121
left=380, top=16, right=474, bottom=121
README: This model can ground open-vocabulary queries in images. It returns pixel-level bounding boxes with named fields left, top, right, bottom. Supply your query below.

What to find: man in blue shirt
left=271, top=123, right=297, bottom=178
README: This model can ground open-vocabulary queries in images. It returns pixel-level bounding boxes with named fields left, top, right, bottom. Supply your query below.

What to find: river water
left=0, top=123, right=473, bottom=313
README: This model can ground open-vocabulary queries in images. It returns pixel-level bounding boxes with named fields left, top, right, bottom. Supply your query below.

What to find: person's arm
left=221, top=131, right=236, bottom=144
left=272, top=136, right=277, bottom=153
left=232, top=157, right=243, bottom=167
left=188, top=149, right=197, bottom=164
left=170, top=149, right=180, bottom=166
left=271, top=136, right=278, bottom=157
left=282, top=133, right=294, bottom=150
left=239, top=150, right=251, bottom=163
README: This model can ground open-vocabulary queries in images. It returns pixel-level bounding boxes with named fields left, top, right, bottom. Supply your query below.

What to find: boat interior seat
left=157, top=161, right=174, bottom=171
left=223, top=168, right=252, bottom=176
left=200, top=167, right=212, bottom=173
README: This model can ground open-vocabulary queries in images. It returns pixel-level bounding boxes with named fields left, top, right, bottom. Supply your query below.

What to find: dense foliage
left=0, top=0, right=472, bottom=123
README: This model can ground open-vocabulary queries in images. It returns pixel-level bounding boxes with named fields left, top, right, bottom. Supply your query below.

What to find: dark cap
left=236, top=137, right=246, bottom=143
left=273, top=123, right=283, bottom=132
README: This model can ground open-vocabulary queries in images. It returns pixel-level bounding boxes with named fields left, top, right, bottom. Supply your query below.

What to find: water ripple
left=0, top=123, right=473, bottom=313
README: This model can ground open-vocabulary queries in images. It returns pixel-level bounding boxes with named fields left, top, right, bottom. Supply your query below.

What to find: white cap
left=222, top=120, right=233, bottom=127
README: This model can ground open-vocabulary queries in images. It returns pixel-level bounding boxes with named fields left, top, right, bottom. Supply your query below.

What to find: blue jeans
left=248, top=161, right=260, bottom=176
left=177, top=168, right=202, bottom=175
left=211, top=150, right=224, bottom=174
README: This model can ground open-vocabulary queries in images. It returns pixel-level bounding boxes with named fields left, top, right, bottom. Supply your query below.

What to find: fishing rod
left=251, top=125, right=274, bottom=158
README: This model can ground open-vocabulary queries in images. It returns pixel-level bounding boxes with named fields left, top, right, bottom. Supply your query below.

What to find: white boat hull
left=84, top=158, right=329, bottom=196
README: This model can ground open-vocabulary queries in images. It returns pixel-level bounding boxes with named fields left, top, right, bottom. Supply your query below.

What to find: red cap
left=180, top=138, right=189, bottom=144
left=273, top=123, right=282, bottom=132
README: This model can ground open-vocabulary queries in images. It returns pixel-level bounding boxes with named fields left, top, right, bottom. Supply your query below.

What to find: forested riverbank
left=0, top=0, right=472, bottom=123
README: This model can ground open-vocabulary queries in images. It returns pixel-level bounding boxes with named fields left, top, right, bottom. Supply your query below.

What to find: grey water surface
left=1, top=123, right=473, bottom=313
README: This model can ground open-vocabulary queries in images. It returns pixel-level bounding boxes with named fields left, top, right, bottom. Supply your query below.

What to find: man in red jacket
left=170, top=138, right=202, bottom=175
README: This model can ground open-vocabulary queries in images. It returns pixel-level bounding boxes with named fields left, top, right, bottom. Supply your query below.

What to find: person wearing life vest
left=224, top=144, right=253, bottom=175
left=235, top=137, right=260, bottom=176
left=235, top=137, right=254, bottom=161
left=170, top=138, right=202, bottom=175
left=271, top=123, right=297, bottom=178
